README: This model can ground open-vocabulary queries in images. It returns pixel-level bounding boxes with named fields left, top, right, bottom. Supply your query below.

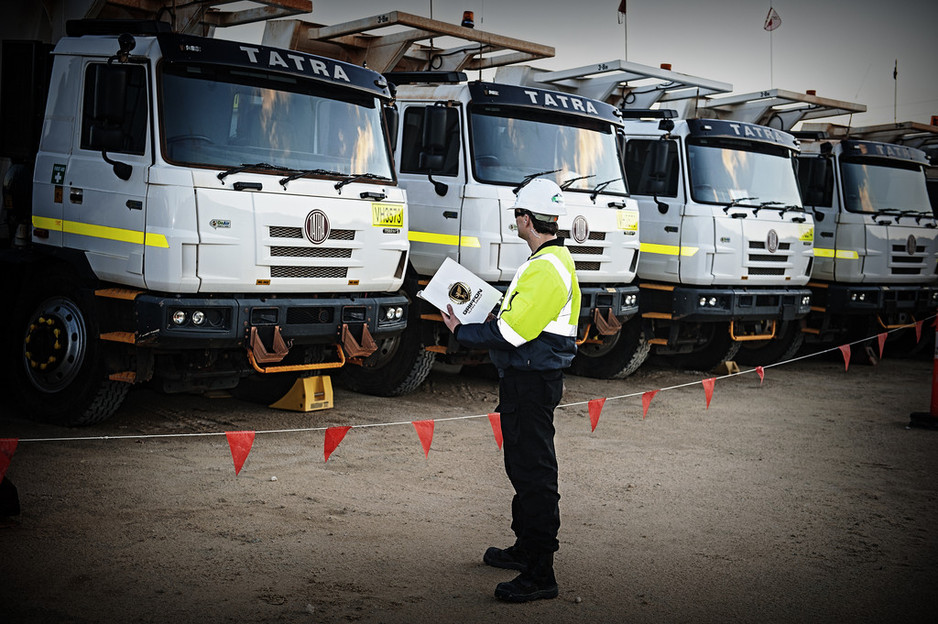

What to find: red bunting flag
left=764, top=6, right=781, bottom=31
left=702, top=378, right=716, bottom=409
left=839, top=345, right=851, bottom=371
left=642, top=390, right=659, bottom=419
left=588, top=398, right=606, bottom=432
left=756, top=366, right=765, bottom=385
left=916, top=320, right=923, bottom=343
left=487, top=413, right=503, bottom=449
left=0, top=438, right=18, bottom=483
left=412, top=419, right=435, bottom=458
left=877, top=333, right=887, bottom=358
left=324, top=426, right=352, bottom=462
left=226, top=431, right=255, bottom=476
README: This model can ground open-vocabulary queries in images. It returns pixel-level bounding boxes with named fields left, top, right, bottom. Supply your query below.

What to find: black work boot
left=494, top=553, right=558, bottom=602
left=483, top=545, right=529, bottom=572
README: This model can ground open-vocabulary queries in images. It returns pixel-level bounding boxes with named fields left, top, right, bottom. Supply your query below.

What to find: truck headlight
left=191, top=310, right=206, bottom=325
left=172, top=310, right=187, bottom=325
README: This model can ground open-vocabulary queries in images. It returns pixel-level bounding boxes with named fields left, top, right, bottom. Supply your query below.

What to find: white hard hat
left=511, top=178, right=566, bottom=221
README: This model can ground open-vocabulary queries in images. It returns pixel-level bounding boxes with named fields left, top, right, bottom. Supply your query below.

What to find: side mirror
left=383, top=105, right=399, bottom=154
left=419, top=105, right=450, bottom=196
left=421, top=105, right=448, bottom=153
left=650, top=140, right=670, bottom=179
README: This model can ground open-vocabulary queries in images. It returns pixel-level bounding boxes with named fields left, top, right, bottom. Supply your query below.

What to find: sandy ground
left=1, top=352, right=937, bottom=624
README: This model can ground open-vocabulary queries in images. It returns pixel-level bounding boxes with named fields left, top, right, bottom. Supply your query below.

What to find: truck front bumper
left=133, top=292, right=409, bottom=348
left=577, top=284, right=640, bottom=322
left=819, top=282, right=938, bottom=316
left=641, top=284, right=812, bottom=322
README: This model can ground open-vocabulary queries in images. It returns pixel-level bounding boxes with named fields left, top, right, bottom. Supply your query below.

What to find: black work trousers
left=497, top=368, right=564, bottom=555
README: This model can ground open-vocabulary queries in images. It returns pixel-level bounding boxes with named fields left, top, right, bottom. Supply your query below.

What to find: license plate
left=372, top=203, right=404, bottom=227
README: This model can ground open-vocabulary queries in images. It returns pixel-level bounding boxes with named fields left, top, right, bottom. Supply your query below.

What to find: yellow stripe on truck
left=32, top=216, right=169, bottom=248
left=639, top=242, right=699, bottom=257
left=408, top=230, right=481, bottom=248
left=813, top=247, right=859, bottom=259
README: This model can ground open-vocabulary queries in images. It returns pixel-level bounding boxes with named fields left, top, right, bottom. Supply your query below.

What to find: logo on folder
left=448, top=282, right=472, bottom=304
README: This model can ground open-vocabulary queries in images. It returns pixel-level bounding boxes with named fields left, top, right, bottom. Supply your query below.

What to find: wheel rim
left=22, top=297, right=88, bottom=393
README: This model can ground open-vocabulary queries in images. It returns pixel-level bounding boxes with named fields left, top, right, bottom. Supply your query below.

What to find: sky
left=219, top=0, right=937, bottom=129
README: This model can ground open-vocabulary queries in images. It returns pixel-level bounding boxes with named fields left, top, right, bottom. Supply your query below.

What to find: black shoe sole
left=494, top=584, right=559, bottom=602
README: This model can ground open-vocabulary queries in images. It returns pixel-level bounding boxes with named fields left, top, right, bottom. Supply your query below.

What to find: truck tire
left=10, top=272, right=129, bottom=426
left=660, top=322, right=741, bottom=372
left=568, top=316, right=650, bottom=379
left=735, top=322, right=805, bottom=366
left=339, top=320, right=435, bottom=397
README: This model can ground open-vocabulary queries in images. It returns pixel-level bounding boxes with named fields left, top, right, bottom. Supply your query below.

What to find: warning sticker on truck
left=371, top=203, right=404, bottom=227
left=799, top=226, right=814, bottom=243
left=616, top=210, right=639, bottom=232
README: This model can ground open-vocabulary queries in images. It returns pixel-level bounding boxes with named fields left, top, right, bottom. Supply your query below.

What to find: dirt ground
left=1, top=350, right=937, bottom=624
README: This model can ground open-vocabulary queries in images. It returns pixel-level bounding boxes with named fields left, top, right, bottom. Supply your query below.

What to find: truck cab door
left=797, top=154, right=837, bottom=280
left=396, top=103, right=464, bottom=275
left=66, top=61, right=150, bottom=287
left=624, top=137, right=682, bottom=281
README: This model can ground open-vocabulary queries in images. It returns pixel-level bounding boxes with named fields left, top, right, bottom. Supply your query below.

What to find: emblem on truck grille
left=305, top=210, right=330, bottom=244
left=907, top=235, right=917, bottom=256
left=448, top=282, right=471, bottom=304
left=572, top=216, right=589, bottom=244
left=766, top=229, right=779, bottom=253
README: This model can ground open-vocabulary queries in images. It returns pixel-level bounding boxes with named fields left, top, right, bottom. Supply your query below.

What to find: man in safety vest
left=442, top=178, right=581, bottom=603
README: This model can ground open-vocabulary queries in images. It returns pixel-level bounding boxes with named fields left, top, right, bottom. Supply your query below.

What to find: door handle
left=820, top=231, right=834, bottom=238
left=443, top=211, right=458, bottom=219
left=69, top=188, right=83, bottom=204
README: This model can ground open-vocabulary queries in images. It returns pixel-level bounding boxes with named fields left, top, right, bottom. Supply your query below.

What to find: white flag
left=764, top=7, right=781, bottom=31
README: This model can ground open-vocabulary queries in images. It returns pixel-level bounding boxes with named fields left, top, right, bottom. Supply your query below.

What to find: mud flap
left=341, top=323, right=378, bottom=359
left=269, top=376, right=334, bottom=412
left=249, top=326, right=290, bottom=365
left=593, top=308, right=622, bottom=336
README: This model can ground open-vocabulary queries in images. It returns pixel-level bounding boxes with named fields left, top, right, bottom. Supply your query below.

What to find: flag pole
left=893, top=59, right=898, bottom=124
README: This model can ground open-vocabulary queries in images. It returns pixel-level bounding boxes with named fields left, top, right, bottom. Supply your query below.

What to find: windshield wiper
left=278, top=168, right=345, bottom=189
left=754, top=200, right=783, bottom=216
left=334, top=172, right=393, bottom=193
left=722, top=196, right=759, bottom=213
left=218, top=162, right=298, bottom=183
left=512, top=169, right=561, bottom=194
left=560, top=174, right=596, bottom=190
left=589, top=177, right=623, bottom=203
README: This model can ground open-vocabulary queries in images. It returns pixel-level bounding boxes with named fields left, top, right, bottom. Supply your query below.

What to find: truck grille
left=748, top=267, right=786, bottom=276
left=890, top=244, right=925, bottom=275
left=270, top=266, right=348, bottom=279
left=271, top=246, right=352, bottom=258
left=269, top=226, right=356, bottom=241
left=559, top=231, right=606, bottom=241
left=574, top=261, right=601, bottom=271
left=568, top=245, right=604, bottom=255
left=748, top=240, right=790, bottom=276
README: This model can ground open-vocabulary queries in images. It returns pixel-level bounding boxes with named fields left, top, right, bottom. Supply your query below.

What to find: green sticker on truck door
left=51, top=164, right=66, bottom=184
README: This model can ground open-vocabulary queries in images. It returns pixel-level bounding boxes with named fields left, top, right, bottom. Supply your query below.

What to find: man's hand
left=441, top=304, right=462, bottom=334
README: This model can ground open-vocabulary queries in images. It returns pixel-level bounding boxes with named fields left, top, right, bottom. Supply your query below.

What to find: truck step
left=425, top=345, right=448, bottom=353
left=95, top=288, right=143, bottom=301
left=100, top=331, right=136, bottom=344
left=108, top=371, right=136, bottom=383
left=642, top=312, right=673, bottom=320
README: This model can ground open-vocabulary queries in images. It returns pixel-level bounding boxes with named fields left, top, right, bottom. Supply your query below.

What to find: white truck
left=794, top=123, right=938, bottom=354
left=501, top=63, right=815, bottom=369
left=0, top=13, right=409, bottom=424
left=700, top=90, right=938, bottom=359
left=264, top=13, right=646, bottom=391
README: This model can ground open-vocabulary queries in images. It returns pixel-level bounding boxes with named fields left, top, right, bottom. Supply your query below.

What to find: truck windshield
left=687, top=142, right=801, bottom=208
left=469, top=107, right=627, bottom=196
left=159, top=65, right=393, bottom=180
left=840, top=160, right=931, bottom=215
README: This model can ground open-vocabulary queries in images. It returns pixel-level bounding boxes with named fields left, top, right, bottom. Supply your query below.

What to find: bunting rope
left=2, top=316, right=934, bottom=475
